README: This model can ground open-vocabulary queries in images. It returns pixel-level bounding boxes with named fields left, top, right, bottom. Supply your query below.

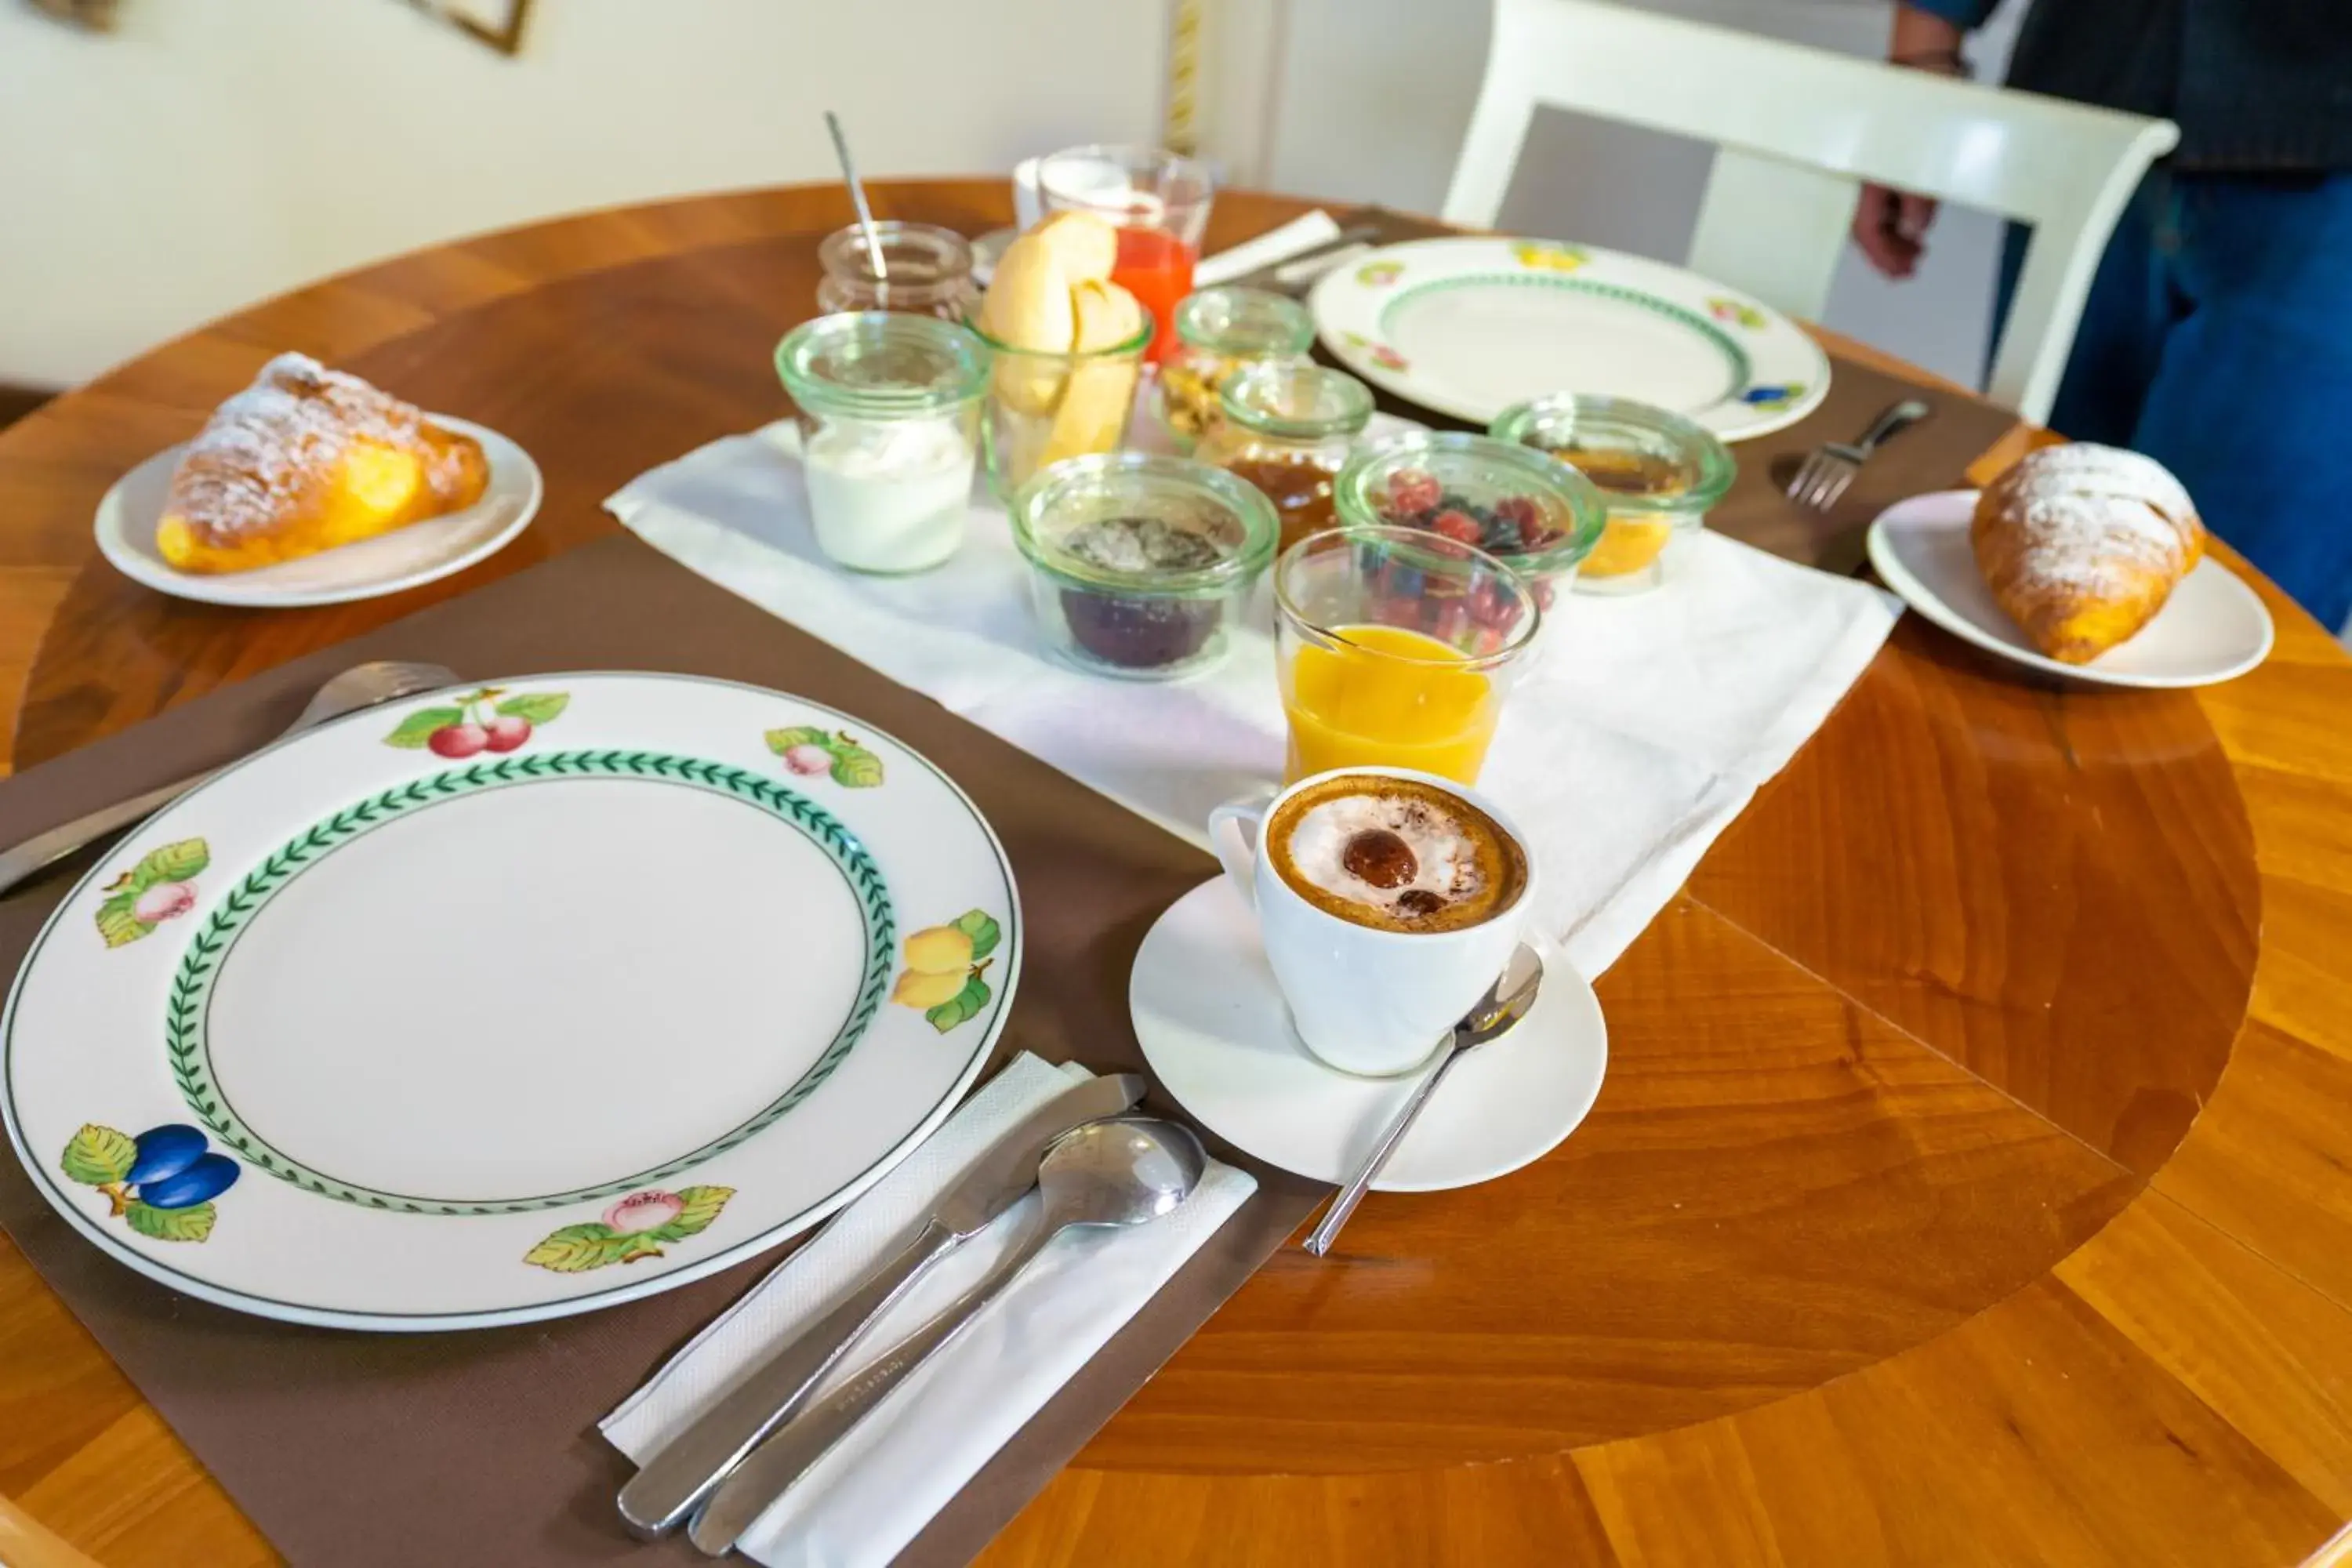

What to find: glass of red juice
left=1036, top=144, right=1214, bottom=365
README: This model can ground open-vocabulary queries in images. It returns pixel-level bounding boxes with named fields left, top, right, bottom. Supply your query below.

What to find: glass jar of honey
left=1196, top=361, right=1376, bottom=553
left=816, top=223, right=978, bottom=321
left=1153, top=287, right=1316, bottom=452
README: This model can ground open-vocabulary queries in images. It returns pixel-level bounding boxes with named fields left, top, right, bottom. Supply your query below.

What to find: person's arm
left=1850, top=2, right=1987, bottom=279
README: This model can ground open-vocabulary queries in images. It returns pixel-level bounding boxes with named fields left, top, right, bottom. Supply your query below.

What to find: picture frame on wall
left=405, top=0, right=535, bottom=56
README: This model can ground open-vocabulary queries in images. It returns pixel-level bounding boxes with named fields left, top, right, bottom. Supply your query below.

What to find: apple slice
left=979, top=234, right=1077, bottom=416
left=1041, top=279, right=1146, bottom=469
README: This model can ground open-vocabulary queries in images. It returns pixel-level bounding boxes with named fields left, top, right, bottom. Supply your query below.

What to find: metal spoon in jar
left=687, top=1117, right=1207, bottom=1555
left=823, top=111, right=888, bottom=281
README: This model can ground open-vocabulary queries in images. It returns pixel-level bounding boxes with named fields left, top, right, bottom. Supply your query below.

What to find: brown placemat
left=0, top=535, right=1319, bottom=1567
left=1322, top=205, right=2023, bottom=573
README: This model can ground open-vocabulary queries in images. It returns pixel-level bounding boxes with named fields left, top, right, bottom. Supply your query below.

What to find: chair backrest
left=1440, top=0, right=2179, bottom=423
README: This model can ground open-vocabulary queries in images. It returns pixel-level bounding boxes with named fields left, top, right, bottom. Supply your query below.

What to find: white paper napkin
left=607, top=426, right=1898, bottom=979
left=604, top=1053, right=1256, bottom=1568
left=1190, top=209, right=1345, bottom=287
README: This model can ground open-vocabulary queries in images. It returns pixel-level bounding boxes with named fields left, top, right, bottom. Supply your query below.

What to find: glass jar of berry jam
left=1154, top=287, right=1316, bottom=451
left=1011, top=452, right=1277, bottom=681
left=1333, top=430, right=1605, bottom=610
left=1197, top=361, right=1376, bottom=554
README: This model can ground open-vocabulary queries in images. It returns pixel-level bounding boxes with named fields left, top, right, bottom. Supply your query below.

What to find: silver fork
left=0, top=659, right=459, bottom=897
left=1786, top=398, right=1932, bottom=514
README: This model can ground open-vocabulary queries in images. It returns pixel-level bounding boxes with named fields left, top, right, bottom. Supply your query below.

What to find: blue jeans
left=1998, top=169, right=2352, bottom=631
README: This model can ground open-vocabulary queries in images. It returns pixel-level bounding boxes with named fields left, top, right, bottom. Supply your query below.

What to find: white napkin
left=607, top=426, right=1897, bottom=978
left=604, top=1053, right=1256, bottom=1568
left=1190, top=210, right=1345, bottom=288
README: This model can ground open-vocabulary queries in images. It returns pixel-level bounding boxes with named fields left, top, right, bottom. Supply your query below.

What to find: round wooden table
left=2, top=183, right=2350, bottom=1568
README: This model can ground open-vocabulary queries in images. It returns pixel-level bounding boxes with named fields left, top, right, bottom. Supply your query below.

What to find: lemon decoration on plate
left=890, top=909, right=1003, bottom=1032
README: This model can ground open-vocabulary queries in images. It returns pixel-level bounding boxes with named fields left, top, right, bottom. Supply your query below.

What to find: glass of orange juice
left=1036, top=144, right=1214, bottom=367
left=1274, top=526, right=1542, bottom=786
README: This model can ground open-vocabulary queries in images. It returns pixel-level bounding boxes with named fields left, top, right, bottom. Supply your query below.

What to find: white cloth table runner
left=607, top=424, right=1899, bottom=979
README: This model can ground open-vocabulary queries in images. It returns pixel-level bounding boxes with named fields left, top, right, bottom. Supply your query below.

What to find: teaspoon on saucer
left=1301, top=944, right=1546, bottom=1256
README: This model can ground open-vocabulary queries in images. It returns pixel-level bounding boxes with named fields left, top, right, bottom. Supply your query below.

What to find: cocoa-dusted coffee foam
left=1267, top=774, right=1526, bottom=934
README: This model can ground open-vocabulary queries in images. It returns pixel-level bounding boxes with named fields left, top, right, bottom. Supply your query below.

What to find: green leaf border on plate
left=1374, top=275, right=1753, bottom=402
left=162, top=753, right=897, bottom=1216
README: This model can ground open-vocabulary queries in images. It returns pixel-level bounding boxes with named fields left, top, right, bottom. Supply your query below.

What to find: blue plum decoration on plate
left=124, top=1123, right=207, bottom=1185
left=57, top=1120, right=238, bottom=1242
left=138, top=1152, right=240, bottom=1210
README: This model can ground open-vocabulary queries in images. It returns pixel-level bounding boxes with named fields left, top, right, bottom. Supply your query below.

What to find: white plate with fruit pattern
left=94, top=415, right=543, bottom=610
left=1310, top=237, right=1830, bottom=440
left=0, top=673, right=1020, bottom=1330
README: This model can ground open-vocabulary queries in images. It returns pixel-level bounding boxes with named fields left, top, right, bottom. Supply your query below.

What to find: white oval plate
left=1309, top=236, right=1831, bottom=440
left=95, top=415, right=543, bottom=608
left=1131, top=877, right=1606, bottom=1189
left=1867, top=490, right=2275, bottom=688
left=0, top=673, right=1020, bottom=1330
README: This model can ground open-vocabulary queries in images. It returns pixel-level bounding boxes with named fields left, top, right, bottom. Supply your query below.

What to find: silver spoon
left=0, top=660, right=460, bottom=898
left=1302, top=943, right=1546, bottom=1257
left=823, top=110, right=888, bottom=283
left=688, top=1116, right=1206, bottom=1555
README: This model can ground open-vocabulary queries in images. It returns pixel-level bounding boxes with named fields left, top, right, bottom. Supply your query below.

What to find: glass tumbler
left=1036, top=143, right=1215, bottom=365
left=969, top=311, right=1154, bottom=502
left=1273, top=526, right=1541, bottom=786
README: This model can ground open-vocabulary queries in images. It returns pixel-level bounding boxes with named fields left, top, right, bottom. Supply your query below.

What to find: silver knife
left=617, top=1069, right=1149, bottom=1537
left=689, top=1215, right=1048, bottom=1555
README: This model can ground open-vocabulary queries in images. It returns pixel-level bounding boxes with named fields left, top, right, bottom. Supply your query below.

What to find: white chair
left=1440, top=0, right=2178, bottom=424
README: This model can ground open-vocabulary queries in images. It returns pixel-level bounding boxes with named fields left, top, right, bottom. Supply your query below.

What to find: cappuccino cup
left=1208, top=766, right=1537, bottom=1076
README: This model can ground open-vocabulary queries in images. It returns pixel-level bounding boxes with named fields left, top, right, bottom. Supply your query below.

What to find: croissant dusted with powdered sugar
left=1970, top=443, right=2204, bottom=664
left=157, top=353, right=488, bottom=575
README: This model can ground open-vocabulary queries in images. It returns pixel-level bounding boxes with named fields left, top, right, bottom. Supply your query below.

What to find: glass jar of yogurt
left=774, top=312, right=988, bottom=573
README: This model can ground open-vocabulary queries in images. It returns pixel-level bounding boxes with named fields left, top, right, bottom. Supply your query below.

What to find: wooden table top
left=0, top=182, right=2348, bottom=1568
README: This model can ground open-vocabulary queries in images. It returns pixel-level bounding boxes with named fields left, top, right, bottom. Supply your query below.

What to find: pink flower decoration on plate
left=604, top=1190, right=684, bottom=1234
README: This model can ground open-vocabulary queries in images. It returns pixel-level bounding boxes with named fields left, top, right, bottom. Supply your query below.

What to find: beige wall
left=0, top=0, right=1168, bottom=387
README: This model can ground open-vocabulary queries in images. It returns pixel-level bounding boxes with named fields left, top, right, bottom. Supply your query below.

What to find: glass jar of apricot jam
left=1490, top=394, right=1734, bottom=595
left=1197, top=361, right=1377, bottom=554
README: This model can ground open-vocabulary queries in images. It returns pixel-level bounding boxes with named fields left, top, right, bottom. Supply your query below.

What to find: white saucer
left=1867, top=489, right=2274, bottom=689
left=1131, top=877, right=1607, bottom=1189
left=95, top=415, right=543, bottom=608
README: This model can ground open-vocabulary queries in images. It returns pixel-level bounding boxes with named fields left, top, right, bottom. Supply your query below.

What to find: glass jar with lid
left=773, top=311, right=988, bottom=574
left=1011, top=452, right=1277, bottom=681
left=1489, top=394, right=1735, bottom=595
left=1196, top=361, right=1376, bottom=553
left=816, top=222, right=978, bottom=321
left=1154, top=286, right=1316, bottom=451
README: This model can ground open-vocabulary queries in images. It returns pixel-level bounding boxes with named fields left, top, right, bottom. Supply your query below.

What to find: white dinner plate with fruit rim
left=93, top=415, right=543, bottom=608
left=1310, top=237, right=1831, bottom=440
left=1867, top=490, right=2274, bottom=688
left=0, top=672, right=1020, bottom=1330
